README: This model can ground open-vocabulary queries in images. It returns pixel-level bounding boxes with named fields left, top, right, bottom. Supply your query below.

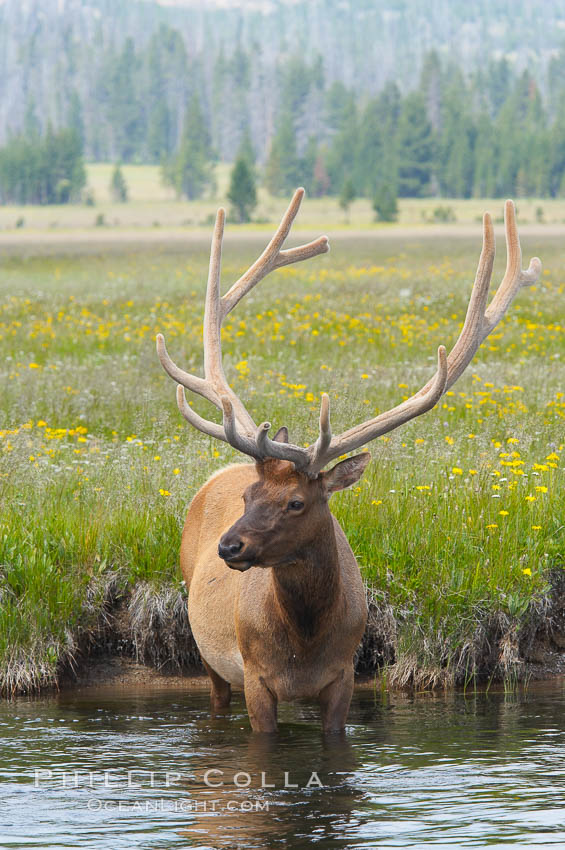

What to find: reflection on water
left=1, top=679, right=564, bottom=848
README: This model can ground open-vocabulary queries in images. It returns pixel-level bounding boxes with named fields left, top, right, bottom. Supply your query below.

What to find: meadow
left=0, top=206, right=563, bottom=694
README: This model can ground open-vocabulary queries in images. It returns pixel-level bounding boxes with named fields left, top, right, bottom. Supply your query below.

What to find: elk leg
left=319, top=667, right=354, bottom=733
left=244, top=672, right=278, bottom=733
left=202, top=659, right=231, bottom=712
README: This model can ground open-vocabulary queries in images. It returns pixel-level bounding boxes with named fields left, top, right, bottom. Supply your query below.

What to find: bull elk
left=156, top=189, right=541, bottom=732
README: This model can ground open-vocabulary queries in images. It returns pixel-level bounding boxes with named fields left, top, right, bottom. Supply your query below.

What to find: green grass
left=0, top=230, right=563, bottom=692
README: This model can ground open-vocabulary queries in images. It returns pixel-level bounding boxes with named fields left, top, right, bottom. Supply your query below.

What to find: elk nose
left=218, top=539, right=244, bottom=560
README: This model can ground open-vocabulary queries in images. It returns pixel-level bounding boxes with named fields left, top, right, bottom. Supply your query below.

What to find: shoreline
left=34, top=652, right=565, bottom=701
left=3, top=570, right=564, bottom=700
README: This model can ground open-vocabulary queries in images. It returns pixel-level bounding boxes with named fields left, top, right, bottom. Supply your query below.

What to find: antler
left=305, top=199, right=541, bottom=473
left=156, top=188, right=330, bottom=464
left=158, top=196, right=541, bottom=476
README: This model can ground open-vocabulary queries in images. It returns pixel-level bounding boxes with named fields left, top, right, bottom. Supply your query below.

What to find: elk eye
left=288, top=500, right=304, bottom=511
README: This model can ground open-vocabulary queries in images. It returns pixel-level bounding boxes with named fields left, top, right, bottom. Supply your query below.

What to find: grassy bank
left=0, top=230, right=563, bottom=694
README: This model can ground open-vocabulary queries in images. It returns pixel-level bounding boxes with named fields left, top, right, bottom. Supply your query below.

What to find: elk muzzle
left=218, top=533, right=254, bottom=571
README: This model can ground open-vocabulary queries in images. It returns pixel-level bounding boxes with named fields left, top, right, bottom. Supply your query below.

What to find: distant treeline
left=0, top=127, right=85, bottom=205
left=267, top=55, right=565, bottom=200
left=4, top=33, right=565, bottom=203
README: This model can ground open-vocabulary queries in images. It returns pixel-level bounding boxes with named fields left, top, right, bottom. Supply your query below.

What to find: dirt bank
left=62, top=650, right=565, bottom=699
left=61, top=655, right=209, bottom=695
left=52, top=573, right=565, bottom=698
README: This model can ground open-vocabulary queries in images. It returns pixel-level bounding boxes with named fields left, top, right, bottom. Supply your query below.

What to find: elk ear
left=273, top=426, right=289, bottom=443
left=322, top=453, right=371, bottom=495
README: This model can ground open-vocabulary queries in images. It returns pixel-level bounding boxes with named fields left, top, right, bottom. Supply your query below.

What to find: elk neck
left=269, top=511, right=342, bottom=645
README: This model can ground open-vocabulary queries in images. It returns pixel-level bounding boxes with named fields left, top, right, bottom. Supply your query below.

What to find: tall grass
left=0, top=232, right=563, bottom=692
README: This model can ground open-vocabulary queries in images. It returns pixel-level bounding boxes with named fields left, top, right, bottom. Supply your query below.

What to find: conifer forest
left=2, top=0, right=565, bottom=203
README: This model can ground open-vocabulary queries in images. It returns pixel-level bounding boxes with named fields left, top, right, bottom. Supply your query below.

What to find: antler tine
left=255, top=421, right=311, bottom=468
left=273, top=235, right=330, bottom=271
left=422, top=199, right=541, bottom=394
left=308, top=393, right=332, bottom=474
left=310, top=346, right=448, bottom=470
left=156, top=333, right=221, bottom=407
left=176, top=385, right=228, bottom=441
left=202, top=206, right=225, bottom=386
left=155, top=210, right=235, bottom=416
left=157, top=209, right=257, bottom=434
left=220, top=187, right=329, bottom=319
left=202, top=208, right=257, bottom=435
left=306, top=199, right=542, bottom=472
left=483, top=199, right=542, bottom=335
left=435, top=210, right=495, bottom=392
left=221, top=396, right=263, bottom=460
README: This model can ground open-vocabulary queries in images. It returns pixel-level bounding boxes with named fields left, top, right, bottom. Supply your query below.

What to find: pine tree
left=299, top=136, right=318, bottom=195
left=102, top=38, right=143, bottom=162
left=166, top=94, right=214, bottom=200
left=419, top=50, right=443, bottom=132
left=396, top=92, right=434, bottom=197
left=227, top=156, right=257, bottom=222
left=549, top=93, right=565, bottom=196
left=356, top=98, right=384, bottom=198
left=110, top=164, right=128, bottom=202
left=311, top=152, right=330, bottom=197
left=265, top=113, right=299, bottom=196
left=67, top=91, right=85, bottom=150
left=437, top=73, right=474, bottom=197
left=472, top=113, right=497, bottom=197
left=147, top=101, right=172, bottom=163
left=373, top=183, right=398, bottom=222
left=237, top=129, right=256, bottom=170
left=325, top=84, right=358, bottom=194
left=145, top=24, right=187, bottom=162
left=339, top=178, right=355, bottom=222
left=0, top=127, right=85, bottom=205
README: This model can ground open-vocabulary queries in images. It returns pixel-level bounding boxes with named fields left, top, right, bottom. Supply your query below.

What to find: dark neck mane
left=270, top=514, right=342, bottom=646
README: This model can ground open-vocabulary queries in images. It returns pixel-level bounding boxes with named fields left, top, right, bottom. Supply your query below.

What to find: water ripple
left=0, top=681, right=564, bottom=848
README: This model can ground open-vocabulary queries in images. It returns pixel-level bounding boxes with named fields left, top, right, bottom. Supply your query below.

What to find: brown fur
left=181, top=459, right=368, bottom=732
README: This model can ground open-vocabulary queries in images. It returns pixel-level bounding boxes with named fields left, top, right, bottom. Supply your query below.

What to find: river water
left=1, top=679, right=564, bottom=848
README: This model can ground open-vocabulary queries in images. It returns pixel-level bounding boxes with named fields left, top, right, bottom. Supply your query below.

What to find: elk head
left=218, top=450, right=371, bottom=571
left=157, top=189, right=541, bottom=567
